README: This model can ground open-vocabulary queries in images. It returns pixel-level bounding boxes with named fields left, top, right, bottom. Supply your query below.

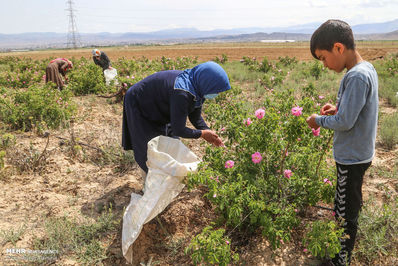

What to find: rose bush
left=187, top=83, right=336, bottom=250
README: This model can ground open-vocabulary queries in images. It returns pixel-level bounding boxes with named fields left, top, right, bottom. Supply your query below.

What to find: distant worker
left=92, top=49, right=112, bottom=71
left=45, top=58, right=73, bottom=90
left=122, top=61, right=230, bottom=173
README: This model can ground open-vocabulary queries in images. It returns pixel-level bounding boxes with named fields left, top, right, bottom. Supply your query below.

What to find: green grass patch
left=0, top=225, right=26, bottom=245
left=353, top=197, right=398, bottom=264
left=32, top=207, right=120, bottom=265
left=379, top=112, right=398, bottom=150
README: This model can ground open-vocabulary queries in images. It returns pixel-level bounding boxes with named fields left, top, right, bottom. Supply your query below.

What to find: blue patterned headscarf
left=174, top=61, right=231, bottom=107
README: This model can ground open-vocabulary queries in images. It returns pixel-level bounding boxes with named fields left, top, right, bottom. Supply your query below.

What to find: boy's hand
left=201, top=129, right=224, bottom=147
left=321, top=103, right=337, bottom=115
left=306, top=114, right=320, bottom=129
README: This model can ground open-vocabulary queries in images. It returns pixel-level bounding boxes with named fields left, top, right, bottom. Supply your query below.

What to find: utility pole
left=66, top=0, right=81, bottom=49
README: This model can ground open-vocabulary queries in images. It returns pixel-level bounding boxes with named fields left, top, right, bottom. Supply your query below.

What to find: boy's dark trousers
left=332, top=162, right=371, bottom=266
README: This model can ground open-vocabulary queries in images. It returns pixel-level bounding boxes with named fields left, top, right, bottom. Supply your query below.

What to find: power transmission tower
left=66, top=0, right=81, bottom=49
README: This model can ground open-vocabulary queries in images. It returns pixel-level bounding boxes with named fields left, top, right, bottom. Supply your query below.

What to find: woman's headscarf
left=174, top=61, right=231, bottom=107
left=50, top=58, right=73, bottom=70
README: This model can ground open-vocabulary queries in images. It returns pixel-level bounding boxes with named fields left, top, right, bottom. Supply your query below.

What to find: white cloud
left=0, top=0, right=397, bottom=33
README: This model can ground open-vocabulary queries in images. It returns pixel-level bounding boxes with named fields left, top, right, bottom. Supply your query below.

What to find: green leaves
left=0, top=84, right=76, bottom=131
left=303, top=220, right=345, bottom=259
left=185, top=226, right=238, bottom=266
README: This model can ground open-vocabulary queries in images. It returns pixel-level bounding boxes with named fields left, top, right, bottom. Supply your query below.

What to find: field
left=5, top=41, right=398, bottom=61
left=0, top=42, right=397, bottom=265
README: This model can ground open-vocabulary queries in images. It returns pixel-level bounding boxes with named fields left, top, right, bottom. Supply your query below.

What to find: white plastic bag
left=104, top=68, right=118, bottom=86
left=122, top=136, right=200, bottom=263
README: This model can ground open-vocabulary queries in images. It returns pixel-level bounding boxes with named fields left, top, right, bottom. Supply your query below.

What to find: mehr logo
left=6, top=248, right=59, bottom=254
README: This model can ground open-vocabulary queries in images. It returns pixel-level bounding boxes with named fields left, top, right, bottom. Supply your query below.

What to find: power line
left=66, top=0, right=81, bottom=49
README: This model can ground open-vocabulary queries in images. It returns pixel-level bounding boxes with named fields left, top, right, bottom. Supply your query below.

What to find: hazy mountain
left=1, top=19, right=397, bottom=51
left=352, top=19, right=398, bottom=34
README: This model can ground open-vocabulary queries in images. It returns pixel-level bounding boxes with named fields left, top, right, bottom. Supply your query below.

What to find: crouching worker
left=45, top=58, right=73, bottom=90
left=306, top=20, right=378, bottom=266
left=92, top=49, right=112, bottom=71
left=122, top=61, right=231, bottom=173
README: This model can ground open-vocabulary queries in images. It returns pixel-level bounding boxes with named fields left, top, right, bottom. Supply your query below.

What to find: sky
left=1, top=0, right=398, bottom=34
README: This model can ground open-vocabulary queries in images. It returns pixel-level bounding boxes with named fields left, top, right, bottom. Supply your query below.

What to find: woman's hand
left=320, top=103, right=337, bottom=115
left=201, top=130, right=224, bottom=147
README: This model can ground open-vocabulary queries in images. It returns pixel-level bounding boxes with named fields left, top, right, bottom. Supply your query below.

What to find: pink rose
left=251, top=152, right=262, bottom=164
left=284, top=169, right=292, bottom=179
left=255, top=108, right=265, bottom=119
left=245, top=118, right=252, bottom=126
left=312, top=127, right=320, bottom=136
left=291, top=106, right=303, bottom=116
left=225, top=160, right=234, bottom=169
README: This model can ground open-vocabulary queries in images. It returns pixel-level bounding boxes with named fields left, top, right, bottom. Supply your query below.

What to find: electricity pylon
left=66, top=0, right=81, bottom=49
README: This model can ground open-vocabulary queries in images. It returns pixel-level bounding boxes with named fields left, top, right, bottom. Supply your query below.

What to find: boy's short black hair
left=310, top=19, right=355, bottom=59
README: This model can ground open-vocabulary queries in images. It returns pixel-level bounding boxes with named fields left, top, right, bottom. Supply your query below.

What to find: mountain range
left=1, top=19, right=397, bottom=51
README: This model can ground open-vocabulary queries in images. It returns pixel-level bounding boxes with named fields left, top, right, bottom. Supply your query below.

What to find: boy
left=306, top=20, right=378, bottom=266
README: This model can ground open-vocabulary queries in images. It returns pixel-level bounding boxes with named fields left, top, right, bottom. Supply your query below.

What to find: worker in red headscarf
left=45, top=58, right=73, bottom=90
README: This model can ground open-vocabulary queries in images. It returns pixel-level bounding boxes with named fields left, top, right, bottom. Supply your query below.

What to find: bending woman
left=45, top=58, right=73, bottom=90
left=122, top=61, right=231, bottom=173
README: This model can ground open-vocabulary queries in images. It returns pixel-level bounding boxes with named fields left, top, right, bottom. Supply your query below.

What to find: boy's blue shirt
left=315, top=61, right=378, bottom=165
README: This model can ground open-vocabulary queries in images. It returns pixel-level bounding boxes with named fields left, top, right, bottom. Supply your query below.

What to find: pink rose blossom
left=226, top=240, right=230, bottom=245
left=332, top=211, right=336, bottom=216
left=284, top=169, right=292, bottom=179
left=221, top=127, right=225, bottom=131
left=323, top=178, right=333, bottom=186
left=318, top=95, right=325, bottom=99
left=210, top=176, right=220, bottom=183
left=251, top=152, right=262, bottom=164
left=303, top=248, right=308, bottom=252
left=225, top=160, right=235, bottom=169
left=297, top=138, right=301, bottom=141
left=291, top=106, right=303, bottom=116
left=255, top=108, right=265, bottom=119
left=245, top=118, right=252, bottom=126
left=312, top=127, right=320, bottom=136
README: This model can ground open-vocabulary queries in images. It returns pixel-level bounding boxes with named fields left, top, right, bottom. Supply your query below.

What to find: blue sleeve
left=316, top=77, right=369, bottom=131
left=170, top=90, right=203, bottom=138
left=188, top=106, right=210, bottom=130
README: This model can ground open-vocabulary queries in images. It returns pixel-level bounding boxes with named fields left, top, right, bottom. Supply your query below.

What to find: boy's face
left=315, top=43, right=345, bottom=73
